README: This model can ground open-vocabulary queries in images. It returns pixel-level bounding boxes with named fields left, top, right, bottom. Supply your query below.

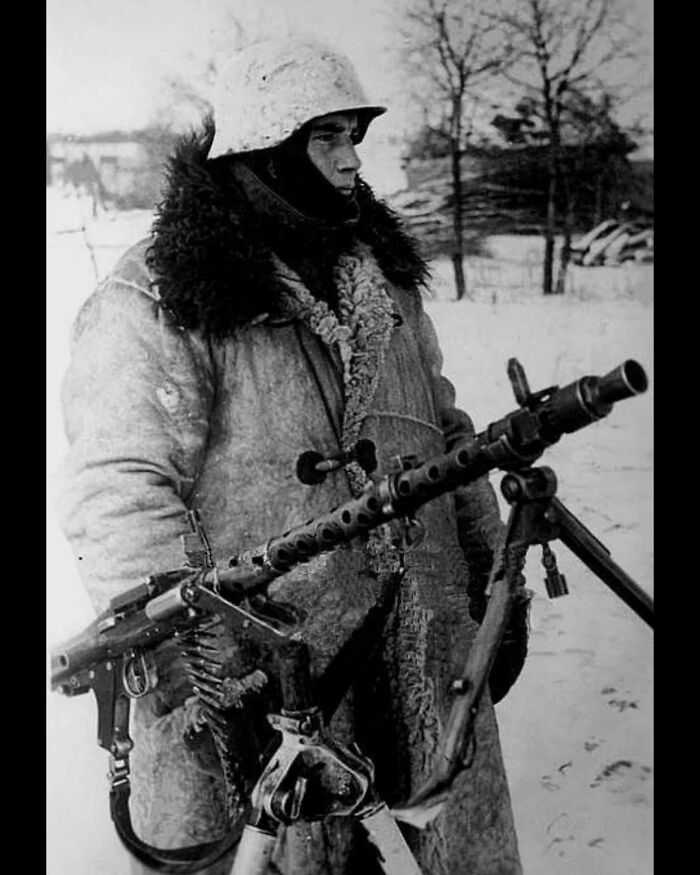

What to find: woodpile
left=387, top=159, right=548, bottom=257
left=385, top=145, right=653, bottom=258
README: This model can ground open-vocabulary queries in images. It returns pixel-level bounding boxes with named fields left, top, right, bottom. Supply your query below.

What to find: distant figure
left=63, top=152, right=110, bottom=217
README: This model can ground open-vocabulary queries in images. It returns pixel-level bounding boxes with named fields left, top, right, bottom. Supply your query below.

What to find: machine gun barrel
left=541, top=358, right=647, bottom=435
left=483, top=358, right=648, bottom=457
left=50, top=360, right=648, bottom=692
left=597, top=359, right=648, bottom=404
left=211, top=360, right=648, bottom=597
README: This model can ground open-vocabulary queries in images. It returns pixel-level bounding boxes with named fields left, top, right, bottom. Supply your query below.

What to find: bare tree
left=495, top=0, right=649, bottom=294
left=400, top=0, right=516, bottom=300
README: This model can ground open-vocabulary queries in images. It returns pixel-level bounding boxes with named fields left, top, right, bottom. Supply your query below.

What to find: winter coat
left=56, top=148, right=522, bottom=875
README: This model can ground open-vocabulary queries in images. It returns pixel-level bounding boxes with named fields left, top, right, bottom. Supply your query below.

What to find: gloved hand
left=451, top=461, right=534, bottom=705
left=487, top=586, right=534, bottom=704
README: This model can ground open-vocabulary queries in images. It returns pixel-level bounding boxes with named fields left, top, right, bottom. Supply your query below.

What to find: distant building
left=47, top=125, right=411, bottom=203
left=47, top=129, right=178, bottom=209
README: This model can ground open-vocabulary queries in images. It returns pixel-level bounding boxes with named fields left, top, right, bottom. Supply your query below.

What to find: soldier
left=57, top=37, right=528, bottom=874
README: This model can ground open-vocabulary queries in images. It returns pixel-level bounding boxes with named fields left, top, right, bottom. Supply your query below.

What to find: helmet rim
left=208, top=37, right=387, bottom=157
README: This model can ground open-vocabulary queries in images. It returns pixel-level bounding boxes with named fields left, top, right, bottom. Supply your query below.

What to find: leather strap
left=110, top=781, right=247, bottom=873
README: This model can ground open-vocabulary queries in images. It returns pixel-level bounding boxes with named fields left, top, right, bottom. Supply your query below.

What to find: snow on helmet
left=209, top=37, right=387, bottom=157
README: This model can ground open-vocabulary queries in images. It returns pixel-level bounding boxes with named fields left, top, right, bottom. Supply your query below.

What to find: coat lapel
left=293, top=323, right=344, bottom=444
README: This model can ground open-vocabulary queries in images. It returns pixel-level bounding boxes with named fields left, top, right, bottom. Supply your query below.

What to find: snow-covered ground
left=426, top=252, right=653, bottom=875
left=46, top=194, right=653, bottom=874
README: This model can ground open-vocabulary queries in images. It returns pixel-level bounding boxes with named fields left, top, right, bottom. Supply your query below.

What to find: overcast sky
left=47, top=0, right=652, bottom=139
left=47, top=0, right=405, bottom=134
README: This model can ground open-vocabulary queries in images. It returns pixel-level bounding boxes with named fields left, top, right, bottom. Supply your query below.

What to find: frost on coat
left=57, top=239, right=522, bottom=874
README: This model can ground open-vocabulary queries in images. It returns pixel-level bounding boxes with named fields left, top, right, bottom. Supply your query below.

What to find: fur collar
left=146, top=119, right=430, bottom=339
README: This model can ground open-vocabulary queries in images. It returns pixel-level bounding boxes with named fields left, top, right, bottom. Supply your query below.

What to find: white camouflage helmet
left=209, top=37, right=387, bottom=157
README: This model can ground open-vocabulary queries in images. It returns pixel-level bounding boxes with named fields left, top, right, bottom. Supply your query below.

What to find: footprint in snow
left=607, top=698, right=639, bottom=711
left=590, top=759, right=652, bottom=793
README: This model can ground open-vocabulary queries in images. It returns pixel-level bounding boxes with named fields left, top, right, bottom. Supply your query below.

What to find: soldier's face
left=306, top=112, right=362, bottom=195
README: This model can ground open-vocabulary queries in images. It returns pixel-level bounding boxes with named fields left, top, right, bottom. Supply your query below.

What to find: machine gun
left=50, top=358, right=652, bottom=874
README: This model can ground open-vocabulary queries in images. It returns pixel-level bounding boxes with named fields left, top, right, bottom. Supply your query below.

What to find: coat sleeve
left=412, top=302, right=506, bottom=618
left=414, top=300, right=532, bottom=703
left=55, top=248, right=216, bottom=615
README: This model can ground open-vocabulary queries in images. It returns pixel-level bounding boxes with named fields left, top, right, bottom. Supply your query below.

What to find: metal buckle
left=108, top=754, right=130, bottom=788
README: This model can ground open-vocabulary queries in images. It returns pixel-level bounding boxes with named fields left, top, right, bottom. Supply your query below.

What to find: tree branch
left=556, top=0, right=610, bottom=83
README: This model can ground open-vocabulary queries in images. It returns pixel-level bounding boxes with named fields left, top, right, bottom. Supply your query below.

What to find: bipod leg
left=499, top=467, right=653, bottom=627
left=392, top=482, right=543, bottom=828
left=230, top=814, right=279, bottom=875
left=228, top=639, right=314, bottom=874
left=358, top=802, right=422, bottom=875
left=547, top=496, right=654, bottom=627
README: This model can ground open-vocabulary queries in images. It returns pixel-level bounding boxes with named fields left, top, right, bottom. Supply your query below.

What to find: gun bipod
left=230, top=639, right=422, bottom=875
